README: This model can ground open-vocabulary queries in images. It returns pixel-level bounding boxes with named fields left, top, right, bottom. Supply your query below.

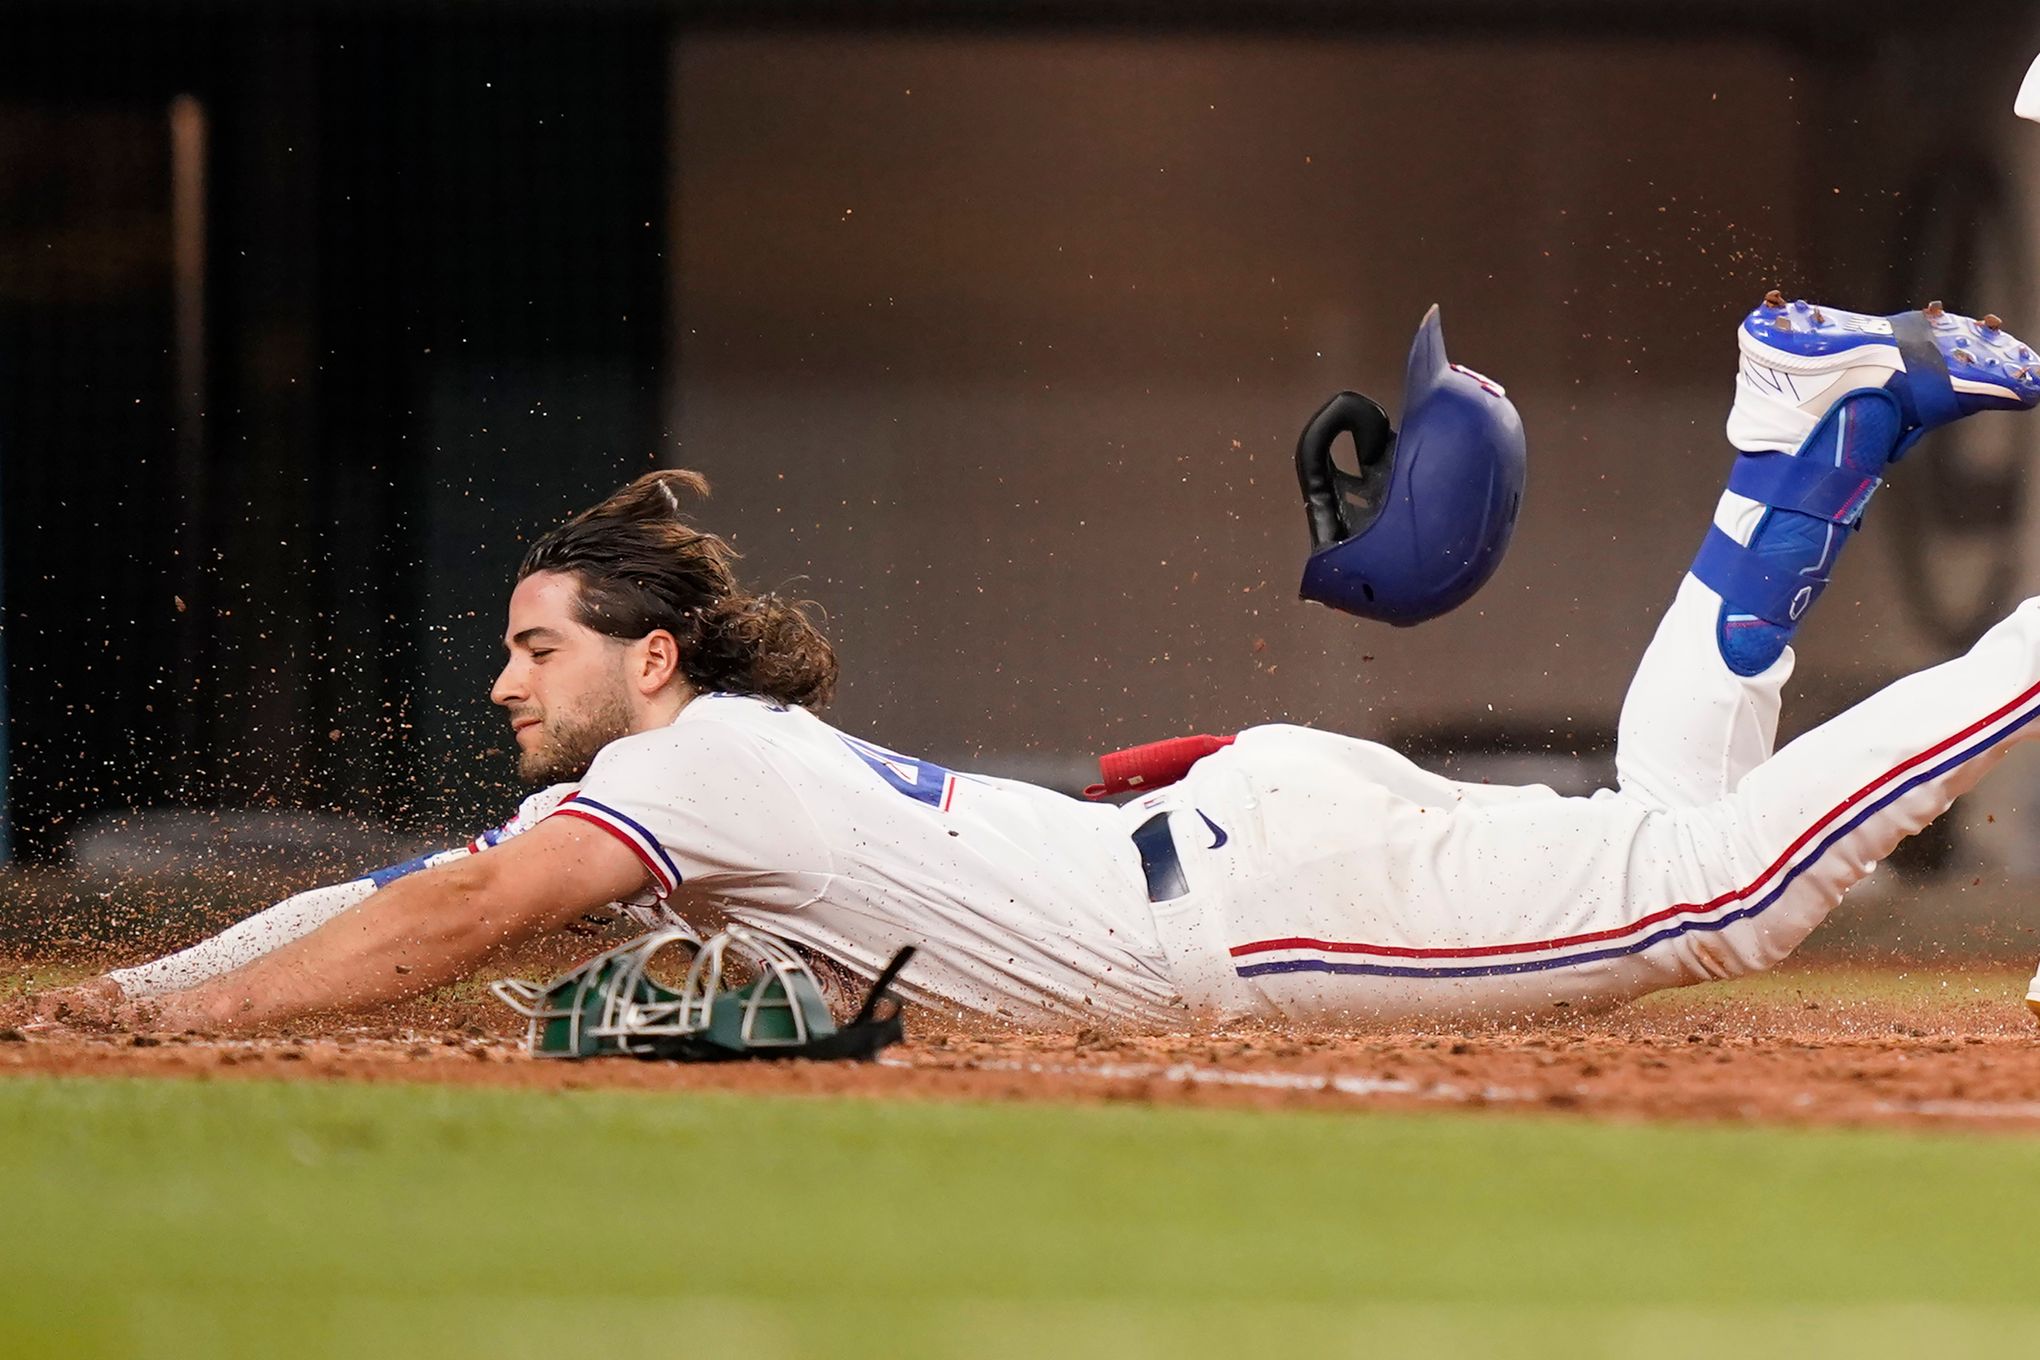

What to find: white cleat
left=1725, top=292, right=2040, bottom=454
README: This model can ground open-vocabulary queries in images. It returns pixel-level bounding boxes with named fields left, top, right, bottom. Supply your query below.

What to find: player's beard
left=517, top=681, right=635, bottom=785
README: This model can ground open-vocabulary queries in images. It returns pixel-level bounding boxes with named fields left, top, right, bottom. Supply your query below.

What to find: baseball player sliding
left=29, top=293, right=2040, bottom=1033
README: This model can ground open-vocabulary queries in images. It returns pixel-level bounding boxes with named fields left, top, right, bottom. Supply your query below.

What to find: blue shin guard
left=1691, top=391, right=1904, bottom=675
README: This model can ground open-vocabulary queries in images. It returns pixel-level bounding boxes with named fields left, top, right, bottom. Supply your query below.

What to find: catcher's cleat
left=1726, top=293, right=2040, bottom=455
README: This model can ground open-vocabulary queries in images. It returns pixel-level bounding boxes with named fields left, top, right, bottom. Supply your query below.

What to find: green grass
left=1631, top=961, right=2029, bottom=1007
left=3, top=1077, right=2040, bottom=1358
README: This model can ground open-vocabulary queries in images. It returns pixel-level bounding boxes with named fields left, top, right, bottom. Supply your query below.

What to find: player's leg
left=1204, top=595, right=2040, bottom=1025
left=1612, top=574, right=1792, bottom=811
left=1615, top=294, right=2040, bottom=810
left=1664, top=591, right=2040, bottom=981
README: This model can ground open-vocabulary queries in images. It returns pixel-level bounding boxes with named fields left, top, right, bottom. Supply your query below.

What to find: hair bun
left=520, top=470, right=838, bottom=710
left=585, top=469, right=709, bottom=526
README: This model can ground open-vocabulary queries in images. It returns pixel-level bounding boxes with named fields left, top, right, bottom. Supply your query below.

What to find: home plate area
left=5, top=961, right=2039, bottom=1131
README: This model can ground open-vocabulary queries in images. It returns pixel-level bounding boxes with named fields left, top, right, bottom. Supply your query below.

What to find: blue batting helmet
left=1296, top=306, right=1526, bottom=626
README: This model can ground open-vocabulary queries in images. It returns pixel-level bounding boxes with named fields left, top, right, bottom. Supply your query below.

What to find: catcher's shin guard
left=1692, top=390, right=1902, bottom=675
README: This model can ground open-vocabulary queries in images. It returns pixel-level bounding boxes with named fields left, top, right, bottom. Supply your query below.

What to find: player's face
left=491, top=572, right=637, bottom=784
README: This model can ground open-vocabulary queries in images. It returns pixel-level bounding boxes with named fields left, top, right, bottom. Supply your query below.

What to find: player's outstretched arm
left=132, top=815, right=651, bottom=1033
left=24, top=785, right=584, bottom=1027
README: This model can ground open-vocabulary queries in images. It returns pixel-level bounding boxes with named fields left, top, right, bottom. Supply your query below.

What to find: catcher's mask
left=1296, top=305, right=1526, bottom=626
left=491, top=923, right=914, bottom=1062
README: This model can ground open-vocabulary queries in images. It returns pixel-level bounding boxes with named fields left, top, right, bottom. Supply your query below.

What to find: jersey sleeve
left=340, top=783, right=578, bottom=889
left=469, top=782, right=579, bottom=852
left=544, top=722, right=826, bottom=901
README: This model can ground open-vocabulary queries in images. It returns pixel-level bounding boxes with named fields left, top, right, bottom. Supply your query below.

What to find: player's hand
left=26, top=976, right=127, bottom=1030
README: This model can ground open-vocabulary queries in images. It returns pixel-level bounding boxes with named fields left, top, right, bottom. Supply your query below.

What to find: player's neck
left=633, top=681, right=696, bottom=734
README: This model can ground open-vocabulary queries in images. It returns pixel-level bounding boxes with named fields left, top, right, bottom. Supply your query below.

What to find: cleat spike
left=1773, top=316, right=1793, bottom=332
left=1983, top=314, right=2004, bottom=332
left=1926, top=300, right=1946, bottom=317
left=1763, top=289, right=1786, bottom=308
left=1954, top=347, right=1975, bottom=365
left=1810, top=308, right=1827, bottom=325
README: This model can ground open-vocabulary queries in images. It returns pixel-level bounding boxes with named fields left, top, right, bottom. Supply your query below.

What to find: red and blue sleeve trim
left=364, top=848, right=457, bottom=890
left=547, top=794, right=684, bottom=897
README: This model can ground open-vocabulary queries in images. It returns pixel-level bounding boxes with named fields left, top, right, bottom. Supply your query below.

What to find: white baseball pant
left=1139, top=573, right=2040, bottom=1023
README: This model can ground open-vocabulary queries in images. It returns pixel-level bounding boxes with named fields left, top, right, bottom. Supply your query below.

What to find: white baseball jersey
left=549, top=693, right=1183, bottom=1024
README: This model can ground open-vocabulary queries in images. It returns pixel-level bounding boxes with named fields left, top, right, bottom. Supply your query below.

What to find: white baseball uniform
left=539, top=556, right=2040, bottom=1028
left=117, top=571, right=2040, bottom=1028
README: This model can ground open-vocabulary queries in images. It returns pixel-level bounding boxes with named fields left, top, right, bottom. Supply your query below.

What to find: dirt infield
left=6, top=963, right=2040, bottom=1131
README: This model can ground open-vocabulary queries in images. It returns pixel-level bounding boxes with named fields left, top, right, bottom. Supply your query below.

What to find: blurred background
left=7, top=1, right=2040, bottom=953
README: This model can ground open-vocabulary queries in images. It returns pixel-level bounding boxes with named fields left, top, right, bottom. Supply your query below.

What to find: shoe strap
left=1726, top=453, right=1878, bottom=525
left=1891, top=310, right=1961, bottom=430
left=1691, top=525, right=1841, bottom=627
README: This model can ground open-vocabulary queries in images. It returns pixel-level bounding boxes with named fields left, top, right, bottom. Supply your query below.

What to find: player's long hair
left=520, top=470, right=839, bottom=709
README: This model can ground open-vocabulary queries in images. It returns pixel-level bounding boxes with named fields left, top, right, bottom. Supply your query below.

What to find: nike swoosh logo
left=1196, top=810, right=1228, bottom=849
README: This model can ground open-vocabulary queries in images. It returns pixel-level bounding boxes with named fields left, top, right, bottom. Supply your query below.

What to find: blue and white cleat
left=1726, top=291, right=2040, bottom=454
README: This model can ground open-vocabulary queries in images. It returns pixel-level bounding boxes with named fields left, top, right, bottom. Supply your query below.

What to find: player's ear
left=636, top=628, right=682, bottom=693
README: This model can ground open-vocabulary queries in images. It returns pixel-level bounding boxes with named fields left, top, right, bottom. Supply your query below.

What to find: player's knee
left=1683, top=924, right=1793, bottom=981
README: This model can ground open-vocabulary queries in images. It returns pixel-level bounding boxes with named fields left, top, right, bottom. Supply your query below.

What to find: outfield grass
left=2, top=1076, right=2038, bottom=1358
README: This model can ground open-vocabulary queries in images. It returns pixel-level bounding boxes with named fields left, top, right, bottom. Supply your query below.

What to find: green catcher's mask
left=491, top=924, right=915, bottom=1062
